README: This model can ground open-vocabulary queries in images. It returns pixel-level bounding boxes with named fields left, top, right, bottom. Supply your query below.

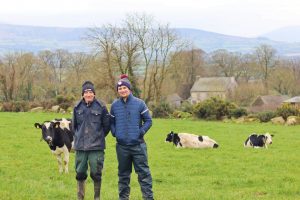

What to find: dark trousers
left=116, top=143, right=153, bottom=200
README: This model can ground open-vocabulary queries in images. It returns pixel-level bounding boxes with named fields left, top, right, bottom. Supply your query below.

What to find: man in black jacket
left=72, top=81, right=110, bottom=200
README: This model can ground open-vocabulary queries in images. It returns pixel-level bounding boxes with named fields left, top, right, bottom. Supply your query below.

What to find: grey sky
left=0, top=0, right=299, bottom=37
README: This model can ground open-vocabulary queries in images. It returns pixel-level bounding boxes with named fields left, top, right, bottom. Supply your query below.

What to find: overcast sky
left=1, top=0, right=300, bottom=37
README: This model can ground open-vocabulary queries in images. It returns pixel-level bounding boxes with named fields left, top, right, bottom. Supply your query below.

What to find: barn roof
left=283, top=96, right=300, bottom=103
left=251, top=95, right=290, bottom=106
left=249, top=95, right=290, bottom=112
left=166, top=93, right=182, bottom=102
left=190, top=77, right=237, bottom=92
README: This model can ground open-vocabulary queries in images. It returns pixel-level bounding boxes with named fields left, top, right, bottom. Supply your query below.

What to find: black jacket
left=72, top=99, right=110, bottom=151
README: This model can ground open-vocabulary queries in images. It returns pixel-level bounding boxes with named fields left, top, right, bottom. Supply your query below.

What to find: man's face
left=117, top=85, right=130, bottom=98
left=83, top=90, right=95, bottom=103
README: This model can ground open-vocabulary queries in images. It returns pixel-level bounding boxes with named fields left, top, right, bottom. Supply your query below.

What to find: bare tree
left=125, top=13, right=156, bottom=99
left=277, top=58, right=300, bottom=96
left=68, top=52, right=91, bottom=81
left=289, top=59, right=300, bottom=95
left=239, top=53, right=260, bottom=82
left=87, top=22, right=141, bottom=96
left=0, top=53, right=18, bottom=101
left=147, top=24, right=184, bottom=103
left=210, top=49, right=242, bottom=79
left=38, top=49, right=70, bottom=95
left=87, top=25, right=120, bottom=94
left=16, top=53, right=37, bottom=100
left=87, top=13, right=185, bottom=102
left=167, top=48, right=205, bottom=99
left=255, top=44, right=277, bottom=92
left=0, top=53, right=37, bottom=101
left=114, top=17, right=141, bottom=96
left=0, top=60, right=9, bottom=101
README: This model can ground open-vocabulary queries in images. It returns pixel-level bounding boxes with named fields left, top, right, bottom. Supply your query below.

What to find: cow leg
left=62, top=145, right=70, bottom=173
left=56, top=154, right=63, bottom=173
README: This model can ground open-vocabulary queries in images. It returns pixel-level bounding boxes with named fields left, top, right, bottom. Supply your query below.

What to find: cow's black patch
left=247, top=134, right=266, bottom=147
left=198, top=136, right=203, bottom=142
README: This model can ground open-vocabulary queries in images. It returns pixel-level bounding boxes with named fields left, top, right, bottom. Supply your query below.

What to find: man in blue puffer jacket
left=110, top=74, right=153, bottom=200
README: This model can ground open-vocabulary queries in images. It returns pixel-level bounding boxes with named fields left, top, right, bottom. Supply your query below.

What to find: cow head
left=34, top=121, right=60, bottom=146
left=165, top=131, right=181, bottom=146
left=264, top=133, right=274, bottom=145
left=165, top=131, right=175, bottom=142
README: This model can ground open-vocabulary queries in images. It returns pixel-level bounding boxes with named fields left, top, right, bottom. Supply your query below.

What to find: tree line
left=0, top=13, right=300, bottom=107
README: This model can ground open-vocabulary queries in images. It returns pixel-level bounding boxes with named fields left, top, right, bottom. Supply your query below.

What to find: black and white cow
left=34, top=118, right=74, bottom=173
left=244, top=133, right=274, bottom=148
left=165, top=131, right=219, bottom=148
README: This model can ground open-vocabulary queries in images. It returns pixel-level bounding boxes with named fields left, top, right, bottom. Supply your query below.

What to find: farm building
left=248, top=95, right=289, bottom=113
left=190, top=76, right=237, bottom=104
left=165, top=93, right=183, bottom=108
left=283, top=96, right=300, bottom=108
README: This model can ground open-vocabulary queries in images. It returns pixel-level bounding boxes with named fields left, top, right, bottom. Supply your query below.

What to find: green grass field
left=0, top=112, right=299, bottom=200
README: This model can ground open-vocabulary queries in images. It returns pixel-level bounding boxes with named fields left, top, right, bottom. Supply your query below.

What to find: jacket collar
left=120, top=93, right=133, bottom=103
left=82, top=98, right=95, bottom=107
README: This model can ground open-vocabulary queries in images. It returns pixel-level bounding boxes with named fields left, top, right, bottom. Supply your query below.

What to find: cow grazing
left=34, top=118, right=74, bottom=173
left=165, top=131, right=219, bottom=148
left=244, top=133, right=274, bottom=148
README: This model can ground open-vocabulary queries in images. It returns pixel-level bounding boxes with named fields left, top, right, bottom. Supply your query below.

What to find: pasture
left=0, top=112, right=299, bottom=200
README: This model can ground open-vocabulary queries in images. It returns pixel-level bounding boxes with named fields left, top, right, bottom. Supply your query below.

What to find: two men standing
left=73, top=76, right=154, bottom=200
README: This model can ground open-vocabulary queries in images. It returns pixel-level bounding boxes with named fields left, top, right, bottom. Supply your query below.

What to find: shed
left=190, top=76, right=237, bottom=104
left=166, top=93, right=183, bottom=108
left=283, top=96, right=300, bottom=108
left=249, top=95, right=289, bottom=112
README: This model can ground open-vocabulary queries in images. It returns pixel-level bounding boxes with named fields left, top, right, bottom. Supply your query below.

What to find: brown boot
left=94, top=181, right=101, bottom=200
left=77, top=180, right=85, bottom=200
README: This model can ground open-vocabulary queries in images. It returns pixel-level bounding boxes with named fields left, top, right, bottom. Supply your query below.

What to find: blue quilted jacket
left=110, top=93, right=152, bottom=145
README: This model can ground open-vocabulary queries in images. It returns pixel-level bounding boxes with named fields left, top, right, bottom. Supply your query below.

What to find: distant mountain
left=175, top=28, right=274, bottom=52
left=1, top=23, right=300, bottom=57
left=260, top=26, right=300, bottom=43
left=0, top=23, right=91, bottom=53
left=175, top=28, right=300, bottom=56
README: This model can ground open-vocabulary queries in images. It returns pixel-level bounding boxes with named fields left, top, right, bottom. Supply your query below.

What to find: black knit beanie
left=82, top=81, right=95, bottom=95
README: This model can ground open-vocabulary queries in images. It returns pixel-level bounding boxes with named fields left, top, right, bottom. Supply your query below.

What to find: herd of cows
left=34, top=119, right=274, bottom=173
